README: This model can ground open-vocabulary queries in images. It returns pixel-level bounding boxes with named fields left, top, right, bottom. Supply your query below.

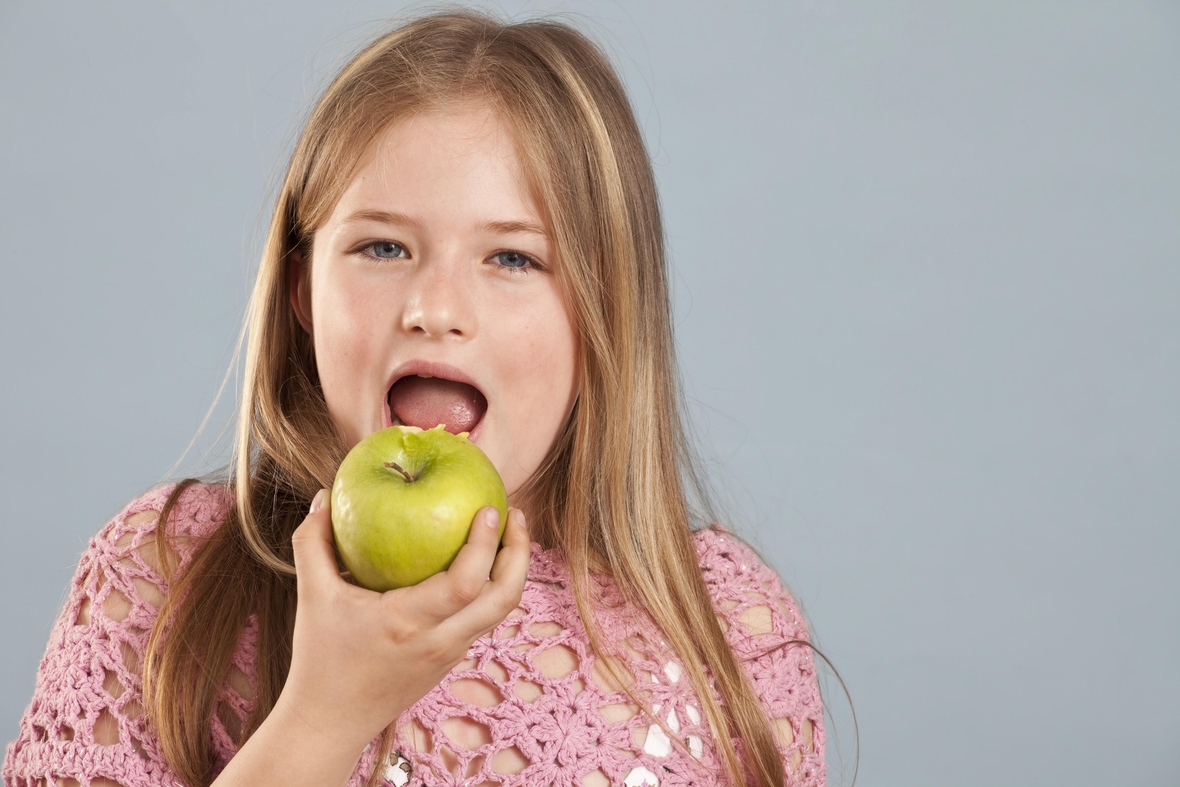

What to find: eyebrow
left=338, top=209, right=421, bottom=229
left=338, top=209, right=547, bottom=238
left=479, top=219, right=548, bottom=237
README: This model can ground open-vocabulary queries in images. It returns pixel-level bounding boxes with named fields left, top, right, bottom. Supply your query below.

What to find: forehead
left=326, top=103, right=543, bottom=230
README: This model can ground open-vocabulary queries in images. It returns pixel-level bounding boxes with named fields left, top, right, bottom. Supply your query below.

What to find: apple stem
left=384, top=461, right=414, bottom=483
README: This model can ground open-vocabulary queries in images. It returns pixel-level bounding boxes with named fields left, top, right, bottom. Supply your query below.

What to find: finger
left=404, top=506, right=502, bottom=621
left=489, top=507, right=530, bottom=583
left=442, top=505, right=503, bottom=604
left=444, top=509, right=531, bottom=636
left=290, top=489, right=347, bottom=593
left=445, top=505, right=503, bottom=580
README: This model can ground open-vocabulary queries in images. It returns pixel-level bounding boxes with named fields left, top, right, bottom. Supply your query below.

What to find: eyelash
left=356, top=242, right=541, bottom=275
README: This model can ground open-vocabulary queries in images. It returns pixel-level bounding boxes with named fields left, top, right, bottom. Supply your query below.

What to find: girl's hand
left=274, top=490, right=530, bottom=753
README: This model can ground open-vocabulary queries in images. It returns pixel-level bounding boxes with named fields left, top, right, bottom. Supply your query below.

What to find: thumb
left=291, top=489, right=342, bottom=592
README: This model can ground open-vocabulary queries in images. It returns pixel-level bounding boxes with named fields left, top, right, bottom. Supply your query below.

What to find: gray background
left=2, top=1, right=1177, bottom=785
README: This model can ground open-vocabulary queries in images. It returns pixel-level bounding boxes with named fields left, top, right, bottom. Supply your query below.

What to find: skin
left=291, top=103, right=580, bottom=502
left=210, top=104, right=580, bottom=787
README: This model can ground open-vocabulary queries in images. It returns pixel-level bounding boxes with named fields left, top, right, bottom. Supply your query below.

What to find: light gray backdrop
left=2, top=1, right=1177, bottom=785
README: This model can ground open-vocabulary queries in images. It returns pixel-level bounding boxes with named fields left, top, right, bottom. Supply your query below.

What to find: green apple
left=330, top=424, right=508, bottom=591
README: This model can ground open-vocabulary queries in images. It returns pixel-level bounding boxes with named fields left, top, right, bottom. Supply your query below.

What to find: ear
left=288, top=249, right=313, bottom=335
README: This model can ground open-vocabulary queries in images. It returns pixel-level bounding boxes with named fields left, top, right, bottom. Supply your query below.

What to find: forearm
left=213, top=502, right=529, bottom=787
left=211, top=698, right=378, bottom=787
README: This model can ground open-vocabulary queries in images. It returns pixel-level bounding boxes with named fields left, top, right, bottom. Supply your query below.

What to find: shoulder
left=79, top=479, right=233, bottom=610
left=91, top=479, right=232, bottom=563
left=1, top=482, right=235, bottom=786
left=692, top=527, right=826, bottom=781
left=94, top=479, right=233, bottom=550
left=691, top=526, right=812, bottom=650
left=77, top=480, right=234, bottom=622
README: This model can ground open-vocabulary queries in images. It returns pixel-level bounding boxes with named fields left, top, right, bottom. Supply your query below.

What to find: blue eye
left=368, top=241, right=407, bottom=259
left=491, top=250, right=537, bottom=273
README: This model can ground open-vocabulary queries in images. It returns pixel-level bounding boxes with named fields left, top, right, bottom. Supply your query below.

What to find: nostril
left=402, top=288, right=473, bottom=337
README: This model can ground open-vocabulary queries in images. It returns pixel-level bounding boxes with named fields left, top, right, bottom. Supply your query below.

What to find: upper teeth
left=417, top=374, right=432, bottom=378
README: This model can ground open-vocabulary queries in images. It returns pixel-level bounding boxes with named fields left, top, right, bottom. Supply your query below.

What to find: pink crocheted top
left=4, top=483, right=824, bottom=787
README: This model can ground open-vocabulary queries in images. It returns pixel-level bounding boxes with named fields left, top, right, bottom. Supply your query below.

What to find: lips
left=384, top=361, right=488, bottom=436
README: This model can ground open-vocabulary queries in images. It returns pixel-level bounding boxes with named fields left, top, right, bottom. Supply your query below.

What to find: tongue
left=388, top=376, right=487, bottom=434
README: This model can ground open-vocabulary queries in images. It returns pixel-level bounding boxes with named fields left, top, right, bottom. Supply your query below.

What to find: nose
left=399, top=253, right=477, bottom=340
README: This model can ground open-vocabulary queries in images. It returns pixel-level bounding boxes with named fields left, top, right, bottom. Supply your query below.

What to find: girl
left=3, top=11, right=824, bottom=787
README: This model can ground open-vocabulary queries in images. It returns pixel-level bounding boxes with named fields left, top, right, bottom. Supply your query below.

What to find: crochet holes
left=70, top=507, right=185, bottom=764
left=129, top=734, right=150, bottom=761
left=489, top=745, right=527, bottom=775
left=121, top=698, right=144, bottom=720
left=216, top=700, right=243, bottom=744
left=632, top=711, right=674, bottom=757
left=533, top=644, right=578, bottom=679
left=483, top=659, right=509, bottom=683
left=94, top=709, right=120, bottom=745
left=598, top=702, right=639, bottom=723
left=75, top=566, right=112, bottom=625
left=620, top=634, right=661, bottom=666
left=102, top=667, right=125, bottom=701
left=407, top=717, right=501, bottom=785
left=118, top=640, right=141, bottom=678
left=773, top=717, right=816, bottom=772
left=581, top=769, right=610, bottom=787
left=103, top=588, right=133, bottom=623
left=74, top=510, right=167, bottom=630
left=121, top=509, right=160, bottom=530
left=226, top=665, right=255, bottom=703
left=715, top=598, right=739, bottom=632
left=401, top=720, right=434, bottom=755
left=10, top=518, right=830, bottom=787
left=623, top=765, right=660, bottom=786
left=684, top=704, right=704, bottom=758
left=215, top=665, right=255, bottom=745
left=590, top=655, right=634, bottom=693
left=129, top=573, right=165, bottom=608
left=528, top=620, right=563, bottom=637
left=439, top=714, right=491, bottom=760
left=514, top=677, right=543, bottom=702
left=494, top=607, right=526, bottom=641
left=738, top=604, right=774, bottom=636
left=448, top=678, right=503, bottom=707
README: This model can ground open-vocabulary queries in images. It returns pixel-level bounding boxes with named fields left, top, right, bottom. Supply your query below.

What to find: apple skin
left=330, top=424, right=508, bottom=591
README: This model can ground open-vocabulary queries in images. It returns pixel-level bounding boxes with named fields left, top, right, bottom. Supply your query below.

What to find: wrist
left=212, top=696, right=372, bottom=787
left=268, top=690, right=382, bottom=756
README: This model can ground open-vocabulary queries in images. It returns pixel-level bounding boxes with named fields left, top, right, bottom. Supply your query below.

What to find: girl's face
left=290, top=104, right=580, bottom=501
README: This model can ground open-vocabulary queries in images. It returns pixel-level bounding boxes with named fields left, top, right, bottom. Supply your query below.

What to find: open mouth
left=387, top=374, right=488, bottom=436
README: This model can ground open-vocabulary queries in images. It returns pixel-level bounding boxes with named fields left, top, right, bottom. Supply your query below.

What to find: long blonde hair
left=144, top=11, right=790, bottom=786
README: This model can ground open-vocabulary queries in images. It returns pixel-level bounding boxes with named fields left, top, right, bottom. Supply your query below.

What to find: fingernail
left=517, top=510, right=527, bottom=530
left=309, top=490, right=326, bottom=514
left=485, top=507, right=500, bottom=529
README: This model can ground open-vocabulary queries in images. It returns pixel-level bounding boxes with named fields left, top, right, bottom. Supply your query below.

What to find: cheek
left=504, top=299, right=579, bottom=441
left=311, top=267, right=393, bottom=433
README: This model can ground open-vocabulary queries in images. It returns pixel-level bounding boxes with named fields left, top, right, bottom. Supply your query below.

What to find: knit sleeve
left=695, top=527, right=826, bottom=787
left=2, top=483, right=235, bottom=787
